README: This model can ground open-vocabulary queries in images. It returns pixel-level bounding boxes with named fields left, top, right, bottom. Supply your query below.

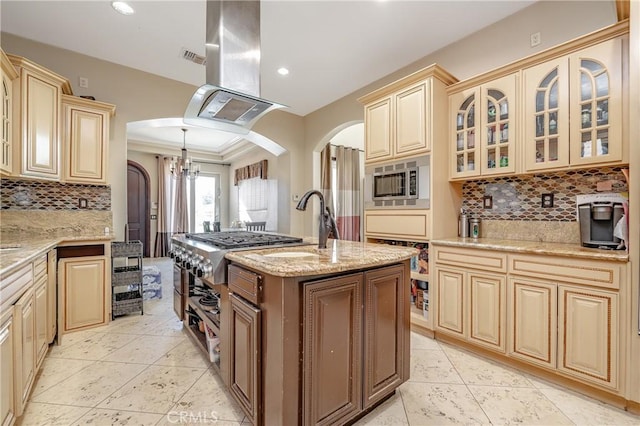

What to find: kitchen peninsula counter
left=220, top=238, right=416, bottom=425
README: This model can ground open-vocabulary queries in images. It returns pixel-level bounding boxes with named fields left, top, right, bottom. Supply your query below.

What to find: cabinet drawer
left=33, top=254, right=47, bottom=282
left=509, top=254, right=622, bottom=289
left=0, top=264, right=33, bottom=311
left=228, top=265, right=262, bottom=305
left=365, top=209, right=429, bottom=240
left=433, top=246, right=507, bottom=273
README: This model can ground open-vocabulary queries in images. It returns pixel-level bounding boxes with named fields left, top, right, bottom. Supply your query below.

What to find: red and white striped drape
left=334, top=145, right=361, bottom=241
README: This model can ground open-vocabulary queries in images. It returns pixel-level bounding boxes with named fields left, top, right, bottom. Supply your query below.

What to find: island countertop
left=224, top=238, right=417, bottom=277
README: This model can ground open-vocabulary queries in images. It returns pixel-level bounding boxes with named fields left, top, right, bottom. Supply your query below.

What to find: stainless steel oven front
left=364, top=156, right=430, bottom=209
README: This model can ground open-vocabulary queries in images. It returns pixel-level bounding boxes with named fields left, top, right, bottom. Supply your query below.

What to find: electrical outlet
left=78, top=198, right=88, bottom=209
left=483, top=195, right=493, bottom=209
left=79, top=77, right=89, bottom=88
left=530, top=32, right=541, bottom=47
left=541, top=193, right=554, bottom=208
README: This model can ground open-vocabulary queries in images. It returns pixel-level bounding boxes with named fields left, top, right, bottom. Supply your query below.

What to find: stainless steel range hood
left=184, top=0, right=284, bottom=135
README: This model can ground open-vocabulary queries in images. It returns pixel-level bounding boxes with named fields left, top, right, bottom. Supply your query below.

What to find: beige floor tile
left=16, top=402, right=90, bottom=426
left=353, top=393, right=408, bottom=425
left=539, top=387, right=640, bottom=425
left=101, top=335, right=187, bottom=364
left=106, top=312, right=176, bottom=335
left=47, top=332, right=138, bottom=361
left=154, top=339, right=211, bottom=369
left=441, top=343, right=534, bottom=387
left=468, top=385, right=574, bottom=425
left=170, top=368, right=246, bottom=422
left=138, top=316, right=186, bottom=337
left=71, top=408, right=164, bottom=426
left=410, top=331, right=441, bottom=351
left=97, top=365, right=206, bottom=414
left=409, top=348, right=464, bottom=384
left=400, top=382, right=491, bottom=425
left=31, top=361, right=148, bottom=407
left=155, top=415, right=243, bottom=426
left=31, top=357, right=95, bottom=397
left=54, top=327, right=101, bottom=347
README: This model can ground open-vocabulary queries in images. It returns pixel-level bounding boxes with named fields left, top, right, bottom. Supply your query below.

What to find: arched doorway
left=127, top=161, right=151, bottom=257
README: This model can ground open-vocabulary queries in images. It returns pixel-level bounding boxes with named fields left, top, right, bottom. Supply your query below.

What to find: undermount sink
left=262, top=251, right=317, bottom=258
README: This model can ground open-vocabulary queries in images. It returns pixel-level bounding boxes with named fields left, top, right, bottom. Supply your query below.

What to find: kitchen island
left=217, top=239, right=416, bottom=426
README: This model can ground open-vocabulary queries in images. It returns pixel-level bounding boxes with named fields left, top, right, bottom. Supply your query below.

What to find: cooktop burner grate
left=185, top=231, right=303, bottom=249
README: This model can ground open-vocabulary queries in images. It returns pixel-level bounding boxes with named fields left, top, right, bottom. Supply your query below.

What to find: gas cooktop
left=185, top=231, right=304, bottom=250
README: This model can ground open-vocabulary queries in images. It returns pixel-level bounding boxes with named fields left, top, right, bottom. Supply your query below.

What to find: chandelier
left=170, top=128, right=200, bottom=180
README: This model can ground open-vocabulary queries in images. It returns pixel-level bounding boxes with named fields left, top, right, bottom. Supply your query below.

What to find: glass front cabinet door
left=450, top=73, right=516, bottom=179
left=524, top=37, right=623, bottom=171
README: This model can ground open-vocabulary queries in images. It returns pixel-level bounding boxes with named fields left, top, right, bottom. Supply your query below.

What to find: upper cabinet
left=359, top=65, right=458, bottom=164
left=1, top=50, right=18, bottom=176
left=523, top=38, right=623, bottom=171
left=62, top=95, right=115, bottom=184
left=450, top=73, right=517, bottom=179
left=9, top=55, right=69, bottom=181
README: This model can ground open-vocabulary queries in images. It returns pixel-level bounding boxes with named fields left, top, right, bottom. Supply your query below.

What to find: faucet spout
left=296, top=190, right=339, bottom=249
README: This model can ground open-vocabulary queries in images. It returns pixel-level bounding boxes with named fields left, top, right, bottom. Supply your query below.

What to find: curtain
left=153, top=156, right=171, bottom=257
left=234, top=160, right=268, bottom=185
left=173, top=160, right=189, bottom=233
left=320, top=143, right=333, bottom=214
left=335, top=145, right=361, bottom=241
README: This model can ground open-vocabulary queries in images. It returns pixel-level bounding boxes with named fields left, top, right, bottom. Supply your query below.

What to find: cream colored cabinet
left=1, top=49, right=18, bottom=176
left=13, top=287, right=35, bottom=417
left=62, top=95, right=115, bottom=184
left=508, top=277, right=557, bottom=369
left=9, top=55, right=68, bottom=180
left=46, top=250, right=57, bottom=343
left=523, top=37, right=624, bottom=171
left=0, top=309, right=15, bottom=426
left=558, top=285, right=618, bottom=389
left=435, top=267, right=465, bottom=337
left=360, top=65, right=457, bottom=164
left=364, top=209, right=431, bottom=241
left=450, top=73, right=517, bottom=179
left=34, top=278, right=48, bottom=370
left=58, top=256, right=108, bottom=334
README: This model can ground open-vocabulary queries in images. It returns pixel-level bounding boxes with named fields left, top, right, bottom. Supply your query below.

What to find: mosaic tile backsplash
left=1, top=178, right=111, bottom=211
left=461, top=167, right=628, bottom=221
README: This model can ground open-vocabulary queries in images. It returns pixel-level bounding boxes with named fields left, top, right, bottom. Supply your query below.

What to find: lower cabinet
left=229, top=293, right=261, bottom=426
left=34, top=277, right=48, bottom=369
left=46, top=249, right=57, bottom=343
left=0, top=309, right=15, bottom=426
left=13, top=288, right=35, bottom=417
left=58, top=256, right=108, bottom=334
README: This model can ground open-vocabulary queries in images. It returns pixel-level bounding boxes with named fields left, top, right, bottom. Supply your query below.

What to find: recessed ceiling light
left=111, top=1, right=135, bottom=15
left=277, top=67, right=289, bottom=76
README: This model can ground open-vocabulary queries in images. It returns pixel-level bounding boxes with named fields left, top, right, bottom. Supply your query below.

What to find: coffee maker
left=578, top=198, right=625, bottom=249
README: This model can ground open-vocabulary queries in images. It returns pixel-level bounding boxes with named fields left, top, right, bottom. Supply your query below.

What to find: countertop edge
left=430, top=238, right=629, bottom=262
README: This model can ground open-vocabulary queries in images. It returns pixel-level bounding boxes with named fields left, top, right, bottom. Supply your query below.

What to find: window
left=237, top=177, right=278, bottom=231
left=188, top=174, right=220, bottom=233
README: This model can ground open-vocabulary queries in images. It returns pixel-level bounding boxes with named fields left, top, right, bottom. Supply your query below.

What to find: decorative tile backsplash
left=462, top=167, right=628, bottom=221
left=1, top=178, right=111, bottom=211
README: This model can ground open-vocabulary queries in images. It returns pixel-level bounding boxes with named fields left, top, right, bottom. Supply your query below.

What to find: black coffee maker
left=578, top=201, right=624, bottom=249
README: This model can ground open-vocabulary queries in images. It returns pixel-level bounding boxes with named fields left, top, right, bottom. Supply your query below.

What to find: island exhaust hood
left=184, top=0, right=284, bottom=135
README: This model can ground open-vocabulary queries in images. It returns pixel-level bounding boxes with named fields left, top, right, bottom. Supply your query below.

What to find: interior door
left=127, top=161, right=150, bottom=257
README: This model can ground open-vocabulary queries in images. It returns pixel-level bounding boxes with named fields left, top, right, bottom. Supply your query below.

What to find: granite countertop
left=430, top=237, right=629, bottom=262
left=224, top=239, right=417, bottom=277
left=0, top=234, right=115, bottom=277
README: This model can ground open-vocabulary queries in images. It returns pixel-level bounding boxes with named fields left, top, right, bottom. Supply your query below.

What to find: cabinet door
left=1, top=70, right=14, bottom=175
left=13, top=287, right=35, bottom=416
left=63, top=98, right=111, bottom=183
left=34, top=278, right=48, bottom=369
left=229, top=294, right=261, bottom=426
left=395, top=80, right=428, bottom=156
left=508, top=277, right=557, bottom=369
left=480, top=74, right=517, bottom=176
left=523, top=57, right=569, bottom=171
left=364, top=98, right=392, bottom=162
left=468, top=271, right=505, bottom=352
left=59, top=257, right=107, bottom=333
left=450, top=88, right=480, bottom=178
left=0, top=310, right=15, bottom=426
left=569, top=38, right=623, bottom=166
left=20, top=69, right=61, bottom=179
left=363, top=265, right=405, bottom=409
left=46, top=250, right=57, bottom=343
left=435, top=267, right=465, bottom=337
left=303, top=273, right=362, bottom=426
left=558, top=285, right=618, bottom=389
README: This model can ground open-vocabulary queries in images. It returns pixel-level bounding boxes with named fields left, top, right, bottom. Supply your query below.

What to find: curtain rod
left=330, top=143, right=364, bottom=152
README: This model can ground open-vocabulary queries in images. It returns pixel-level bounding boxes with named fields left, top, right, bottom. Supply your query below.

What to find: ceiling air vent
left=180, top=48, right=206, bottom=66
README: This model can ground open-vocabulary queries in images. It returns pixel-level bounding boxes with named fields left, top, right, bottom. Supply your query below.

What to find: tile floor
left=17, top=258, right=640, bottom=425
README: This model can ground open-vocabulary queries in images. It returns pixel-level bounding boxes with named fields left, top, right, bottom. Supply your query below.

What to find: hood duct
left=184, top=0, right=284, bottom=135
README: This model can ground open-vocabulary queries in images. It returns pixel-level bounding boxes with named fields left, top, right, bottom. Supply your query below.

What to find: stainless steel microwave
left=364, top=157, right=430, bottom=209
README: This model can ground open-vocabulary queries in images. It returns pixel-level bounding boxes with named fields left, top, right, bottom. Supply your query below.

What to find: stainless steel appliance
left=577, top=194, right=625, bottom=249
left=364, top=156, right=430, bottom=209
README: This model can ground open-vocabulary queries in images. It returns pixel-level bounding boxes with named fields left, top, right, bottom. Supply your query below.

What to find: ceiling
left=1, top=0, right=537, bottom=157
